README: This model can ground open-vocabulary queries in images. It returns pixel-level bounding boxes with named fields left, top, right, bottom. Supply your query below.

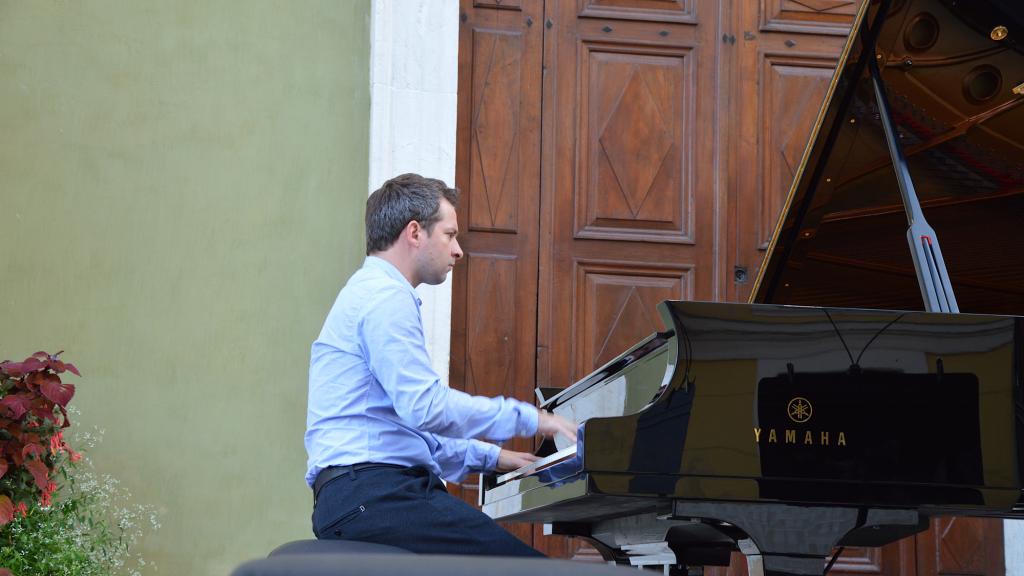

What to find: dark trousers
left=312, top=465, right=543, bottom=557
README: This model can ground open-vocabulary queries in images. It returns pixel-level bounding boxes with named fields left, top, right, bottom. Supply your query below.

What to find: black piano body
left=480, top=0, right=1024, bottom=574
left=483, top=301, right=1023, bottom=574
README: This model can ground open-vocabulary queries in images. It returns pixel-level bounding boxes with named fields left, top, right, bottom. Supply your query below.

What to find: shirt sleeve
left=361, top=285, right=538, bottom=441
left=431, top=436, right=502, bottom=483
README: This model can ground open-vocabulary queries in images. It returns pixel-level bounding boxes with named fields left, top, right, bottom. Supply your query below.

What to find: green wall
left=0, top=1, right=371, bottom=573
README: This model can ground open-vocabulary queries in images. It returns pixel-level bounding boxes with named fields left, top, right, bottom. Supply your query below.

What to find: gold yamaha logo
left=753, top=396, right=847, bottom=447
left=787, top=397, right=812, bottom=423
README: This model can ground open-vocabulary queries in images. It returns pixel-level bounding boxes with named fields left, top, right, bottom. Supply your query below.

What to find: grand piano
left=479, top=0, right=1024, bottom=574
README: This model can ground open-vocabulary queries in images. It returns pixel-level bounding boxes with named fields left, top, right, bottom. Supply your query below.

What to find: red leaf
left=40, top=377, right=74, bottom=407
left=23, top=372, right=41, bottom=391
left=31, top=351, right=49, bottom=360
left=30, top=405, right=59, bottom=424
left=0, top=395, right=31, bottom=420
left=22, top=443, right=44, bottom=460
left=63, top=362, right=81, bottom=377
left=0, top=495, right=12, bottom=527
left=24, top=458, right=49, bottom=490
left=0, top=568, right=14, bottom=576
left=0, top=361, right=24, bottom=378
left=0, top=458, right=7, bottom=480
left=20, top=358, right=43, bottom=373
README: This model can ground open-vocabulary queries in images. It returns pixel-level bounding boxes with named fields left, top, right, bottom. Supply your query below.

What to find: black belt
left=313, top=463, right=406, bottom=502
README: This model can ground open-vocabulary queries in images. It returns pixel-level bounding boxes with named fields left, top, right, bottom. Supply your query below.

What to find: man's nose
left=452, top=239, right=464, bottom=260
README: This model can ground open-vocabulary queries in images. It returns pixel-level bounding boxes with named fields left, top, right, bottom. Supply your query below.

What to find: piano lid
left=752, top=0, right=1024, bottom=315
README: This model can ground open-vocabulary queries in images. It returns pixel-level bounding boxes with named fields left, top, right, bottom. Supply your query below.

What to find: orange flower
left=69, top=450, right=82, bottom=462
left=40, top=491, right=52, bottom=508
left=49, top=430, right=68, bottom=455
left=15, top=502, right=28, bottom=517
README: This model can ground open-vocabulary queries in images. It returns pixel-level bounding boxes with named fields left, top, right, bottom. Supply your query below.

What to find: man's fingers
left=497, top=448, right=542, bottom=472
left=537, top=410, right=578, bottom=444
left=566, top=424, right=578, bottom=443
left=560, top=420, right=578, bottom=443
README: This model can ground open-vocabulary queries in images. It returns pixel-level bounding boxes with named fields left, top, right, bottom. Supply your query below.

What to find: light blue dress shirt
left=305, top=256, right=539, bottom=486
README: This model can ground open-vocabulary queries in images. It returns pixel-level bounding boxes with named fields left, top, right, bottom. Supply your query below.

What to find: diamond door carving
left=729, top=0, right=848, bottom=302
left=574, top=261, right=691, bottom=376
left=759, top=55, right=836, bottom=248
left=578, top=44, right=694, bottom=243
left=470, top=29, right=524, bottom=232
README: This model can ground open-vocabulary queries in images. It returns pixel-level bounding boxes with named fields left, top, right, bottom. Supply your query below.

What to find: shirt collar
left=364, top=255, right=422, bottom=307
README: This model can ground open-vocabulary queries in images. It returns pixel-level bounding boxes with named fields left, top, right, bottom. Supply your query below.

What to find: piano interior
left=754, top=0, right=1024, bottom=314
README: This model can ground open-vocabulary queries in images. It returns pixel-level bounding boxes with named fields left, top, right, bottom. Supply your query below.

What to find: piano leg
left=544, top=522, right=624, bottom=563
left=740, top=546, right=832, bottom=576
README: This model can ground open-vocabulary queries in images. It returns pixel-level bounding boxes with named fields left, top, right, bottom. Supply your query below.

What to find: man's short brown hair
left=365, top=173, right=460, bottom=255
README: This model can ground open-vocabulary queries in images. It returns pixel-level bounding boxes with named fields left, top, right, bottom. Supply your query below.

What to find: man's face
left=414, top=199, right=463, bottom=286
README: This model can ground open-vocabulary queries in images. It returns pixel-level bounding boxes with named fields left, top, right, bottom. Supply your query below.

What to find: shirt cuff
left=515, top=401, right=539, bottom=437
left=480, top=441, right=502, bottom=472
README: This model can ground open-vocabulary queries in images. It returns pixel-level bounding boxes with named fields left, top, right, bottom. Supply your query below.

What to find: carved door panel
left=726, top=0, right=854, bottom=303
left=450, top=0, right=545, bottom=548
left=916, top=517, right=1004, bottom=576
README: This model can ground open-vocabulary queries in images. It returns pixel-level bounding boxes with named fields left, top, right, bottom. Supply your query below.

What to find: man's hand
left=537, top=410, right=577, bottom=444
left=496, top=449, right=540, bottom=472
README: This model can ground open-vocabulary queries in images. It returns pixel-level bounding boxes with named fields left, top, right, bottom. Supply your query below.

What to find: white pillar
left=368, top=0, right=460, bottom=383
left=1006, top=520, right=1024, bottom=575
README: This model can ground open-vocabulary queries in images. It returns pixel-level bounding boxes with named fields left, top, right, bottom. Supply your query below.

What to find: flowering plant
left=0, top=427, right=160, bottom=576
left=0, top=353, right=158, bottom=575
left=0, top=351, right=80, bottom=524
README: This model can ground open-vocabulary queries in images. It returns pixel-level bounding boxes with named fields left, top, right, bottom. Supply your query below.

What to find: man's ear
left=403, top=219, right=423, bottom=246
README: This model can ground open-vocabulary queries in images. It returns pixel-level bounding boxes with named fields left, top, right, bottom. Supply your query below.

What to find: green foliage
left=0, top=439, right=159, bottom=576
left=0, top=500, right=100, bottom=576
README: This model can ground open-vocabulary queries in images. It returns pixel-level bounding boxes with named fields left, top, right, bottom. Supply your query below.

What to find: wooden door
left=534, top=0, right=722, bottom=558
left=450, top=0, right=545, bottom=547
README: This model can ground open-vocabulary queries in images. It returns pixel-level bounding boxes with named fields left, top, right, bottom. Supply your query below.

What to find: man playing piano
left=305, top=173, right=576, bottom=555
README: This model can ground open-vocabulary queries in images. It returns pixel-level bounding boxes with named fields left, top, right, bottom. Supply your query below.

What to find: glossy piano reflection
left=482, top=301, right=1024, bottom=573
